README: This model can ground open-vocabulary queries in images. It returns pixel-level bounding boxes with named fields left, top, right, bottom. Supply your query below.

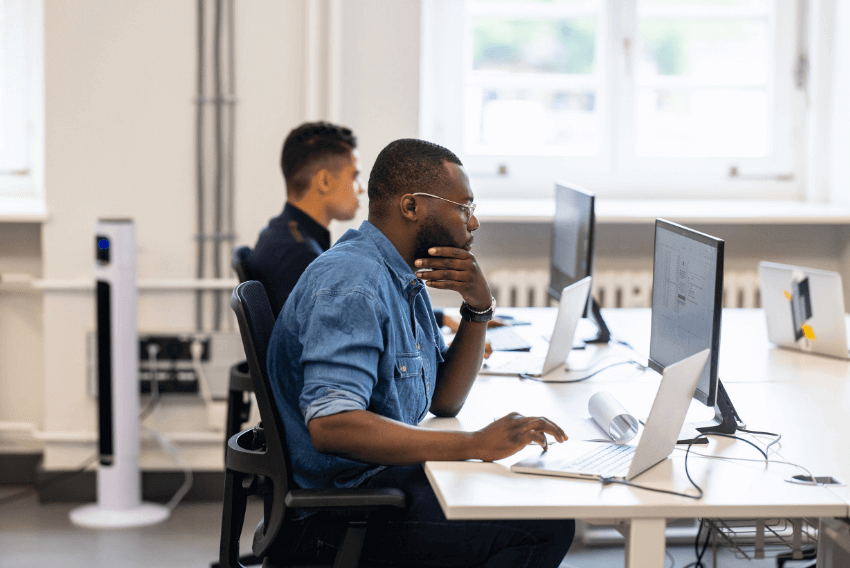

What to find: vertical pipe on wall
left=225, top=0, right=237, bottom=331
left=212, top=0, right=224, bottom=330
left=304, top=0, right=320, bottom=120
left=195, top=0, right=206, bottom=332
left=328, top=0, right=342, bottom=122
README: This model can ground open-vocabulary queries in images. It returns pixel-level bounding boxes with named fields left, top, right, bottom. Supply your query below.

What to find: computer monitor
left=547, top=182, right=610, bottom=343
left=648, top=219, right=744, bottom=442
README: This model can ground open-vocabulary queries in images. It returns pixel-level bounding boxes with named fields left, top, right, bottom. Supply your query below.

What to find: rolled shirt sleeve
left=298, top=289, right=385, bottom=425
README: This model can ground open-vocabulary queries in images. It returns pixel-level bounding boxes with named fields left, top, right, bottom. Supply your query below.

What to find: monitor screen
left=548, top=182, right=595, bottom=306
left=648, top=219, right=724, bottom=407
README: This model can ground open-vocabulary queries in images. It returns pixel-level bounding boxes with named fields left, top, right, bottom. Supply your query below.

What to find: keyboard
left=486, top=326, right=533, bottom=352
left=564, top=443, right=636, bottom=477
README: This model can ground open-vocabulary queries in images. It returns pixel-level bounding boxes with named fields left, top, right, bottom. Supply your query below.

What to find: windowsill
left=0, top=197, right=47, bottom=223
left=475, top=198, right=850, bottom=224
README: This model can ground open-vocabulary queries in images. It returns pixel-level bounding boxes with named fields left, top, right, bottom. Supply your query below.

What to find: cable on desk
left=518, top=359, right=647, bottom=384
left=737, top=427, right=781, bottom=455
left=610, top=335, right=641, bottom=357
left=600, top=432, right=772, bottom=502
left=695, top=432, right=768, bottom=462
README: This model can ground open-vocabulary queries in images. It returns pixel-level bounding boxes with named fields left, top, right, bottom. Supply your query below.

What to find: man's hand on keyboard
left=472, top=412, right=567, bottom=461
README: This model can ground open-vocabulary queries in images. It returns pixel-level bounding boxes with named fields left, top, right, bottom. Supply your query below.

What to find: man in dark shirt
left=244, top=121, right=363, bottom=317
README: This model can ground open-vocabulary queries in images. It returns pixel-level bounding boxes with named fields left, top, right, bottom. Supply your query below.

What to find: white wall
left=29, top=0, right=426, bottom=470
left=0, top=224, right=43, bottom=430
left=38, top=0, right=308, bottom=468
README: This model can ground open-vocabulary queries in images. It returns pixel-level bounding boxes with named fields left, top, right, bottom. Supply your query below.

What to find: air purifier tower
left=70, top=219, right=170, bottom=528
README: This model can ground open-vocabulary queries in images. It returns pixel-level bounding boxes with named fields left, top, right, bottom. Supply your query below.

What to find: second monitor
left=548, top=181, right=611, bottom=344
left=648, top=219, right=745, bottom=442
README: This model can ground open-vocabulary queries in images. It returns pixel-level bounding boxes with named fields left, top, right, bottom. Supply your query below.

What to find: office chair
left=215, top=247, right=259, bottom=568
left=224, top=246, right=255, bottom=450
left=220, top=281, right=407, bottom=568
left=231, top=246, right=253, bottom=284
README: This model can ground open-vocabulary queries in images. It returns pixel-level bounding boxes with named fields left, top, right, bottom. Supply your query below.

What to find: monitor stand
left=583, top=298, right=611, bottom=344
left=677, top=379, right=745, bottom=445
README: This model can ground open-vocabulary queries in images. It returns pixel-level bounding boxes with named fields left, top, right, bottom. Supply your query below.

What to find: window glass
left=638, top=19, right=769, bottom=84
left=423, top=0, right=799, bottom=197
left=473, top=18, right=596, bottom=74
left=640, top=0, right=767, bottom=9
left=467, top=87, right=599, bottom=153
left=636, top=89, right=769, bottom=157
left=473, top=0, right=594, bottom=4
left=635, top=3, right=771, bottom=157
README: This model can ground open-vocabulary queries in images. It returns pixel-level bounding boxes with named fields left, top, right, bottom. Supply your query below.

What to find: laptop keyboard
left=487, top=326, right=533, bottom=352
left=565, top=443, right=636, bottom=477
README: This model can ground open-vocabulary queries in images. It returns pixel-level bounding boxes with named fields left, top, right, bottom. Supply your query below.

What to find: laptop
left=479, top=276, right=592, bottom=377
left=510, top=349, right=709, bottom=481
left=758, top=261, right=850, bottom=360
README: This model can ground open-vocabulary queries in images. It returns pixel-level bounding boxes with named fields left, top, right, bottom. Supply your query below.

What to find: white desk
left=423, top=308, right=850, bottom=568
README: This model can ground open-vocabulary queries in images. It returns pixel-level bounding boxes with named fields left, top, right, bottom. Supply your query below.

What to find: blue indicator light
left=98, top=238, right=110, bottom=250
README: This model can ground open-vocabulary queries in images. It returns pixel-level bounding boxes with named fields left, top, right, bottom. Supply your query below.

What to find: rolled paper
left=588, top=391, right=639, bottom=444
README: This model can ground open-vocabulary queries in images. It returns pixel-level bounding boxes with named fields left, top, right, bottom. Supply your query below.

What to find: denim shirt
left=267, top=221, right=449, bottom=492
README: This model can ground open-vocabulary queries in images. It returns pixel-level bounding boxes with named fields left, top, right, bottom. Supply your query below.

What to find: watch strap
left=460, top=296, right=496, bottom=322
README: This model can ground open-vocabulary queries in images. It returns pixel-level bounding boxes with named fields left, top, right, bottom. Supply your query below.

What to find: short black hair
left=281, top=121, right=357, bottom=199
left=367, top=139, right=463, bottom=220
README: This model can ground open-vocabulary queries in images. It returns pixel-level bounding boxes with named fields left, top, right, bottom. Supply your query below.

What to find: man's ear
left=314, top=169, right=333, bottom=195
left=399, top=194, right=419, bottom=222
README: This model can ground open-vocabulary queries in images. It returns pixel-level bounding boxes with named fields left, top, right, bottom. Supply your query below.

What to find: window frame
left=420, top=0, right=805, bottom=201
left=0, top=0, right=45, bottom=218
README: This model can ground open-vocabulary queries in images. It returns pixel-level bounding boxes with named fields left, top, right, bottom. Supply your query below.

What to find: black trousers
left=272, top=464, right=575, bottom=568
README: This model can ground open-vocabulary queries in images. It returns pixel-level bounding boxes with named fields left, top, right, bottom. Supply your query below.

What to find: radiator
left=487, top=269, right=761, bottom=309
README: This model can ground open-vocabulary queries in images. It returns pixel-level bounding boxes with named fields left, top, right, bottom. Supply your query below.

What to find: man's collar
left=283, top=202, right=330, bottom=251
left=358, top=221, right=423, bottom=298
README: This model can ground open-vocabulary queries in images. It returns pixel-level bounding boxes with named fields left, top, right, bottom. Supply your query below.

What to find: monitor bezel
left=547, top=181, right=595, bottom=316
left=647, top=218, right=724, bottom=407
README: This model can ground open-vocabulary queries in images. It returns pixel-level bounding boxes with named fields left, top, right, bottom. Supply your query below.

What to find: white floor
left=0, top=487, right=816, bottom=568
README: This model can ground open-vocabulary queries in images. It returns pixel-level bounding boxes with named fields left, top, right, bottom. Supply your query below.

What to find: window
left=0, top=0, right=44, bottom=216
left=421, top=0, right=804, bottom=199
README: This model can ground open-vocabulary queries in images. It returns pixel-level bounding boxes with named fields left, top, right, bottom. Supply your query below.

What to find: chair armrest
left=228, top=360, right=253, bottom=393
left=285, top=487, right=407, bottom=511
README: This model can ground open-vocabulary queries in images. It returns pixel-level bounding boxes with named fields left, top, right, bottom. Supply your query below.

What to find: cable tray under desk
left=705, top=517, right=818, bottom=562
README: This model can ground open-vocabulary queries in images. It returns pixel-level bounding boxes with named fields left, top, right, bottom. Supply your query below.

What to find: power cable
left=519, top=359, right=647, bottom=384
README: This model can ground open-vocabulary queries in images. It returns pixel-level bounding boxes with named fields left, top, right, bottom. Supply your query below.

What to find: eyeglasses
left=411, top=193, right=477, bottom=223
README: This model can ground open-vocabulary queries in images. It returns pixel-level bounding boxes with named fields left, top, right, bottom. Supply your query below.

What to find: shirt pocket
left=393, top=353, right=426, bottom=424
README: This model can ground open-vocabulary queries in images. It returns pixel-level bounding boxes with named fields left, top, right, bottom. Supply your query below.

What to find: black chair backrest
left=230, top=280, right=293, bottom=556
left=231, top=246, right=253, bottom=283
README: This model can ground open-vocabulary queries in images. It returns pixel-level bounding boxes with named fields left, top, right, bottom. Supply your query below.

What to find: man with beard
left=267, top=138, right=575, bottom=567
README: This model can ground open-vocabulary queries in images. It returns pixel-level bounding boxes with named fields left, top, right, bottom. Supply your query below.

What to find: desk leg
left=617, top=518, right=666, bottom=568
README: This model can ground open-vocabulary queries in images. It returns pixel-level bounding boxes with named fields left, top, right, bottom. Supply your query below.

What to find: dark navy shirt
left=244, top=203, right=331, bottom=318
left=267, top=221, right=449, bottom=493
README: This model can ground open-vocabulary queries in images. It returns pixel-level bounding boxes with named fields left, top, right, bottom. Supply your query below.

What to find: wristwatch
left=460, top=296, right=496, bottom=322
